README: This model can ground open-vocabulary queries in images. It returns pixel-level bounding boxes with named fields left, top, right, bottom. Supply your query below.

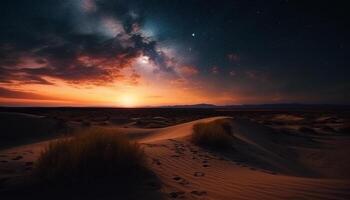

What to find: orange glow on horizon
left=0, top=75, right=237, bottom=107
left=0, top=55, right=253, bottom=107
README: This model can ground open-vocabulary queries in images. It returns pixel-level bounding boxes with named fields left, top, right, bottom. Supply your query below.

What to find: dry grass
left=191, top=118, right=233, bottom=150
left=34, top=128, right=148, bottom=187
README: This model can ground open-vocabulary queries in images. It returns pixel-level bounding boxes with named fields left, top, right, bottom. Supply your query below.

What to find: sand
left=1, top=116, right=349, bottom=199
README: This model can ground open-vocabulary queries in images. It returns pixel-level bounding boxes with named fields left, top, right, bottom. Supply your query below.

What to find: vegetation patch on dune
left=34, top=128, right=154, bottom=190
left=191, top=118, right=234, bottom=150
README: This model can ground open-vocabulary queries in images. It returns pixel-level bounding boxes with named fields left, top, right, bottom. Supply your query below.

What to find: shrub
left=191, top=119, right=233, bottom=150
left=34, top=128, right=147, bottom=187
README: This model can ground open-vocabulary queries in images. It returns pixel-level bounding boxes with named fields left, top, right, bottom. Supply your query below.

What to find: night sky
left=0, top=0, right=348, bottom=106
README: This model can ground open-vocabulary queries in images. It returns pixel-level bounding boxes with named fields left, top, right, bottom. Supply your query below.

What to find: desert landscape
left=1, top=0, right=349, bottom=199
left=0, top=107, right=349, bottom=199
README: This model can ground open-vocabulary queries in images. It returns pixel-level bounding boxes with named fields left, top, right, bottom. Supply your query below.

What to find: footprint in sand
left=198, top=154, right=212, bottom=160
left=191, top=190, right=207, bottom=196
left=179, top=179, right=190, bottom=185
left=12, top=155, right=23, bottom=161
left=175, top=151, right=185, bottom=155
left=151, top=158, right=161, bottom=165
left=194, top=172, right=205, bottom=177
left=174, top=146, right=186, bottom=154
left=173, top=176, right=190, bottom=186
left=169, top=191, right=185, bottom=199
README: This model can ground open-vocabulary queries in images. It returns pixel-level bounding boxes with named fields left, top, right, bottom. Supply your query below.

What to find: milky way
left=0, top=0, right=348, bottom=106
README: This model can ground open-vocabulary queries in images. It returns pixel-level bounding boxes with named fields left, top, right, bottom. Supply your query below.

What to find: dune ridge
left=0, top=116, right=349, bottom=199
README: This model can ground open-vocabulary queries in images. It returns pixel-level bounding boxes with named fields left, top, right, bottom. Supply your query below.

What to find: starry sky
left=0, top=0, right=348, bottom=106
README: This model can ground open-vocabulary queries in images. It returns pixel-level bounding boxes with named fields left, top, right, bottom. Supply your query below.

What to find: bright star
left=192, top=33, right=195, bottom=37
left=140, top=56, right=149, bottom=64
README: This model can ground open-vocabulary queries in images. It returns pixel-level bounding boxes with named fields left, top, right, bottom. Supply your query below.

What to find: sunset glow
left=118, top=95, right=137, bottom=108
left=0, top=0, right=348, bottom=106
left=0, top=1, right=348, bottom=199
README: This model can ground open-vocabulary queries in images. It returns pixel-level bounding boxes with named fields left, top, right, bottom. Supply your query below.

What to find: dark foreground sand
left=0, top=114, right=350, bottom=199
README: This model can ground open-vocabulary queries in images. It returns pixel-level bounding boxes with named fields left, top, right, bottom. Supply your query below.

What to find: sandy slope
left=144, top=139, right=350, bottom=200
left=1, top=116, right=349, bottom=199
left=0, top=112, right=64, bottom=149
left=141, top=117, right=350, bottom=199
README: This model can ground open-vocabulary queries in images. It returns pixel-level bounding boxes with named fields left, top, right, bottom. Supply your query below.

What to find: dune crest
left=1, top=116, right=349, bottom=199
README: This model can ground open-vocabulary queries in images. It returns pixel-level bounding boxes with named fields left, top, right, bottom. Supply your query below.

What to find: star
left=192, top=33, right=195, bottom=37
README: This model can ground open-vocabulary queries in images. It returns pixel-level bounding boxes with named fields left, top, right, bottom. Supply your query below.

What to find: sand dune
left=136, top=117, right=226, bottom=143
left=144, top=139, right=350, bottom=200
left=1, top=116, right=349, bottom=199
left=0, top=112, right=66, bottom=149
left=141, top=117, right=350, bottom=199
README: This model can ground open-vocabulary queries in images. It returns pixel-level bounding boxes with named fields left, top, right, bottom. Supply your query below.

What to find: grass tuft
left=34, top=128, right=147, bottom=187
left=191, top=118, right=233, bottom=150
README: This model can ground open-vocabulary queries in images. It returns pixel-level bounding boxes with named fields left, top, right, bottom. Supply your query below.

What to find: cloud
left=0, top=0, right=182, bottom=87
left=229, top=70, right=236, bottom=76
left=81, top=0, right=97, bottom=13
left=145, top=95, right=162, bottom=99
left=176, top=65, right=199, bottom=77
left=0, top=66, right=53, bottom=85
left=227, top=53, right=240, bottom=62
left=0, top=87, right=59, bottom=100
left=211, top=66, right=219, bottom=74
left=245, top=70, right=269, bottom=82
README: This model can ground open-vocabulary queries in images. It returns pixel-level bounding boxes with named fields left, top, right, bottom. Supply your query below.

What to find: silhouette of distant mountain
left=160, top=104, right=217, bottom=108
left=160, top=103, right=350, bottom=110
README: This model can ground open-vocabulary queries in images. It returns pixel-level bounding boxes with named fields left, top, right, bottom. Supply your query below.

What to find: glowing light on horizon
left=118, top=94, right=137, bottom=107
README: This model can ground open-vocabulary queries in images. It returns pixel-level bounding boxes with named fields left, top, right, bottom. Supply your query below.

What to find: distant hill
left=0, top=103, right=349, bottom=110
left=160, top=104, right=217, bottom=108
left=160, top=103, right=350, bottom=110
